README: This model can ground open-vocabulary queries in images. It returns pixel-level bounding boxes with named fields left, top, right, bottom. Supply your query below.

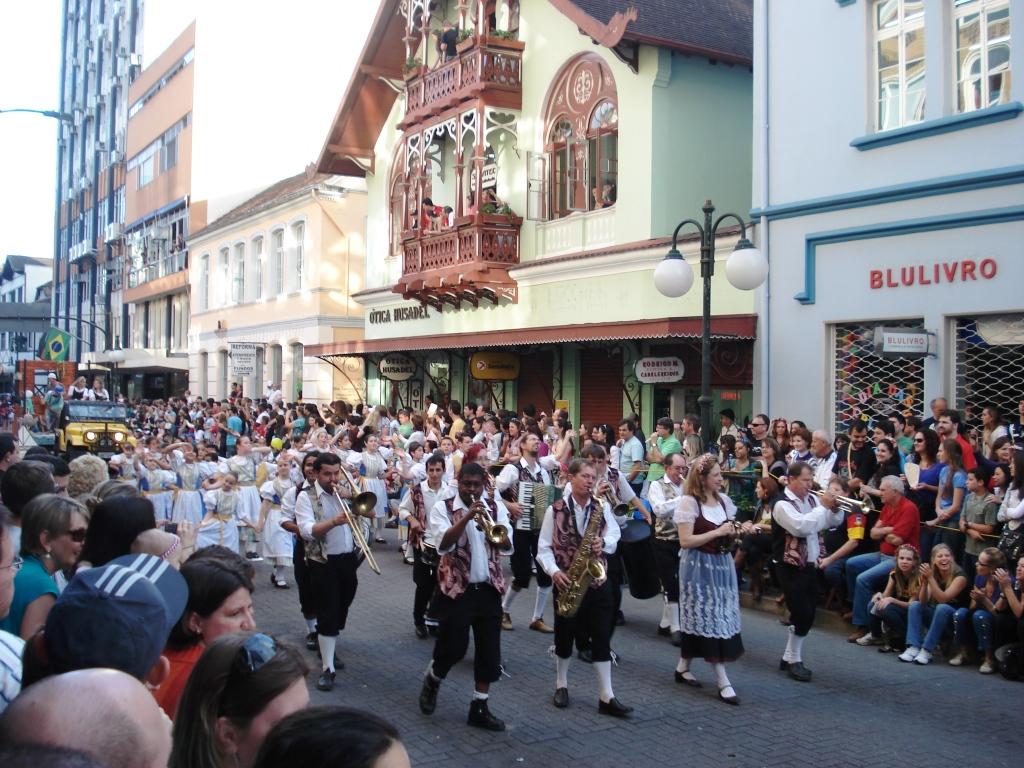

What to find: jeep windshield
left=66, top=402, right=128, bottom=421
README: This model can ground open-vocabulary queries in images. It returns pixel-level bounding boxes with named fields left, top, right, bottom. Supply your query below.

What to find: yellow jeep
left=57, top=400, right=135, bottom=460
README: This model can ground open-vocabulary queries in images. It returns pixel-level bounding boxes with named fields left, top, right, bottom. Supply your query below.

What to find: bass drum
left=618, top=519, right=661, bottom=600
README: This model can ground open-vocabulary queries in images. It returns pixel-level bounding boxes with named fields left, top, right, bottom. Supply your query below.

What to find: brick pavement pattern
left=252, top=533, right=1024, bottom=768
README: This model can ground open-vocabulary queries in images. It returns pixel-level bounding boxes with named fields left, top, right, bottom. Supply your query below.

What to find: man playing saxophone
left=537, top=459, right=632, bottom=717
left=419, top=462, right=513, bottom=732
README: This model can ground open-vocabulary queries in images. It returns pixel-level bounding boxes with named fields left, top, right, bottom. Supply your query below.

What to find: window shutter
left=526, top=151, right=548, bottom=221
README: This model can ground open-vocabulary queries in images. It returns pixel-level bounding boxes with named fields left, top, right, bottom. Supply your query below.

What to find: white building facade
left=754, top=0, right=1023, bottom=434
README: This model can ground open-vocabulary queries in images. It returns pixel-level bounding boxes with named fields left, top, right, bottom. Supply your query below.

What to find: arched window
left=542, top=53, right=618, bottom=219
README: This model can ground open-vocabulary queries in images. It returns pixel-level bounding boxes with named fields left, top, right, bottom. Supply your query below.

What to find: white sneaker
left=979, top=660, right=995, bottom=674
left=855, top=632, right=876, bottom=646
left=898, top=647, right=921, bottom=663
left=913, top=649, right=932, bottom=665
left=948, top=653, right=966, bottom=666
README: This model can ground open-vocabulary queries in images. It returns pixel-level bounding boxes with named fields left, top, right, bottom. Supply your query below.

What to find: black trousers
left=653, top=539, right=680, bottom=602
left=509, top=529, right=552, bottom=590
left=556, top=580, right=614, bottom=662
left=777, top=563, right=818, bottom=637
left=432, top=583, right=503, bottom=684
left=307, top=552, right=358, bottom=637
left=292, top=534, right=315, bottom=619
left=412, top=546, right=437, bottom=626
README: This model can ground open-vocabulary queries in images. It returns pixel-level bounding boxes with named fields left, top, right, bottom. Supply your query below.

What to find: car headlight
left=113, top=431, right=125, bottom=442
left=84, top=431, right=97, bottom=442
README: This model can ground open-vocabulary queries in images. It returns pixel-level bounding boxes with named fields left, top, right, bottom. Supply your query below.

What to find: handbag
left=997, top=524, right=1024, bottom=563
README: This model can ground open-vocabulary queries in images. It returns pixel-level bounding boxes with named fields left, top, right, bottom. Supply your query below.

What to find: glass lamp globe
left=724, top=239, right=768, bottom=290
left=653, top=250, right=694, bottom=298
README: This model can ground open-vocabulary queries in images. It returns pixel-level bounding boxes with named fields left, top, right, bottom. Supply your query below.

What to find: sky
left=0, top=0, right=379, bottom=264
left=0, top=1, right=62, bottom=263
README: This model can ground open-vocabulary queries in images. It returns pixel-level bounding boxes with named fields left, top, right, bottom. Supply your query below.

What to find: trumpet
left=595, top=480, right=629, bottom=517
left=827, top=492, right=873, bottom=515
left=470, top=493, right=511, bottom=549
left=335, top=464, right=382, bottom=575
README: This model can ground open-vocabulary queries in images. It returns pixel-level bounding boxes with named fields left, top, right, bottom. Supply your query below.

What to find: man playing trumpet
left=419, top=463, right=513, bottom=731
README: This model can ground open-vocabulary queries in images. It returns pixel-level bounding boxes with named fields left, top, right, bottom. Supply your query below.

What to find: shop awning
left=307, top=315, right=757, bottom=358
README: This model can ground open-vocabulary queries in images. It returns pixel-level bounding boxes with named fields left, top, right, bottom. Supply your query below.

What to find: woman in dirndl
left=227, top=436, right=274, bottom=558
left=348, top=432, right=391, bottom=542
left=673, top=453, right=752, bottom=706
left=258, top=458, right=295, bottom=588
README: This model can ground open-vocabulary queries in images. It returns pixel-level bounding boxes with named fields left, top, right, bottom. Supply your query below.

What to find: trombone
left=595, top=478, right=630, bottom=517
left=335, top=464, right=382, bottom=575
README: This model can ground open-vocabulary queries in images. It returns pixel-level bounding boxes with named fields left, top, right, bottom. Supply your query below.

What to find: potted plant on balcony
left=485, top=28, right=524, bottom=51
left=403, top=56, right=423, bottom=81
left=456, top=28, right=475, bottom=53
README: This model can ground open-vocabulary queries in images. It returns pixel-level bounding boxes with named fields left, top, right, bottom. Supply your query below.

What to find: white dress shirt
left=295, top=481, right=353, bottom=554
left=399, top=480, right=455, bottom=547
left=772, top=488, right=844, bottom=565
left=429, top=492, right=512, bottom=584
left=647, top=476, right=684, bottom=522
left=813, top=451, right=838, bottom=490
left=537, top=494, right=620, bottom=578
left=495, top=457, right=554, bottom=494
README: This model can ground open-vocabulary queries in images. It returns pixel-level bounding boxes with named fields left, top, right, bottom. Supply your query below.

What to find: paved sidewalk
left=252, top=533, right=1024, bottom=768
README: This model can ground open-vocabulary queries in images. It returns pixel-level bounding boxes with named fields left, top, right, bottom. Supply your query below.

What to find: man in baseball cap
left=23, top=554, right=187, bottom=688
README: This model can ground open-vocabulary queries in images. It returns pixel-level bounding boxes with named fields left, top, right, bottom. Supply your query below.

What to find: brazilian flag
left=39, top=327, right=71, bottom=362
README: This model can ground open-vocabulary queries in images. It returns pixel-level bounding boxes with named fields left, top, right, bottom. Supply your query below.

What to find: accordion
left=516, top=482, right=561, bottom=531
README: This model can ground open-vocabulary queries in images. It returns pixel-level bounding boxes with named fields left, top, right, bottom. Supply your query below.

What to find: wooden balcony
left=399, top=36, right=524, bottom=130
left=395, top=214, right=522, bottom=309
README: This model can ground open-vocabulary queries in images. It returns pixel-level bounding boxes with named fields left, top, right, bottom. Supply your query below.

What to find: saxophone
left=555, top=494, right=607, bottom=619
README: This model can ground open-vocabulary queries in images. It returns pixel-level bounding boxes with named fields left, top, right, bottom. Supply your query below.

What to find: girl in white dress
left=348, top=432, right=391, bottom=542
left=166, top=443, right=209, bottom=526
left=258, top=458, right=295, bottom=588
left=198, top=472, right=243, bottom=553
left=139, top=454, right=179, bottom=524
left=226, top=436, right=274, bottom=559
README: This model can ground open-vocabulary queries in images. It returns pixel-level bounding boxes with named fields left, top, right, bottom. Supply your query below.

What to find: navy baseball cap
left=44, top=554, right=188, bottom=680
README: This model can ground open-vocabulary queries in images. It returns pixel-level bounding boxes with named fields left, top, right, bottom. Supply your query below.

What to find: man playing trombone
left=295, top=452, right=376, bottom=692
left=419, top=462, right=513, bottom=731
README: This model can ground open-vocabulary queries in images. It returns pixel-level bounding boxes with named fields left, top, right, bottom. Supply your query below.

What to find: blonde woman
left=899, top=543, right=968, bottom=664
left=68, top=376, right=89, bottom=400
left=858, top=544, right=921, bottom=651
left=66, top=454, right=111, bottom=500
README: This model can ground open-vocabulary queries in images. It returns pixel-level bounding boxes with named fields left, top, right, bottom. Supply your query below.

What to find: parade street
left=254, top=534, right=1024, bottom=768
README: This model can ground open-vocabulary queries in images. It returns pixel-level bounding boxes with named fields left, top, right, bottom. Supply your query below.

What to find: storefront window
left=954, top=314, right=1024, bottom=427
left=833, top=321, right=925, bottom=436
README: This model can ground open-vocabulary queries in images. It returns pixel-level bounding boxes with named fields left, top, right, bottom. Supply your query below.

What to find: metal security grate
left=955, top=315, right=1024, bottom=428
left=833, top=321, right=925, bottom=436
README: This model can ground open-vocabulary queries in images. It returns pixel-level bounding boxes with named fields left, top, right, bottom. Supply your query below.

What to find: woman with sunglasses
left=170, top=631, right=309, bottom=768
left=0, top=495, right=87, bottom=640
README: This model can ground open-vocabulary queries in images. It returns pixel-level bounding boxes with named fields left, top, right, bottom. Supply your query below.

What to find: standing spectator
left=1, top=461, right=57, bottom=556
left=0, top=506, right=24, bottom=713
left=169, top=632, right=309, bottom=768
left=718, top=409, right=743, bottom=442
left=937, top=409, right=977, bottom=472
left=43, top=381, right=64, bottom=432
left=900, top=543, right=969, bottom=664
left=980, top=406, right=1007, bottom=460
left=617, top=419, right=645, bottom=497
left=65, top=454, right=109, bottom=501
left=960, top=465, right=1000, bottom=584
left=921, top=397, right=948, bottom=432
left=645, top=417, right=682, bottom=486
left=75, top=497, right=156, bottom=570
left=677, top=415, right=703, bottom=464
left=0, top=495, right=87, bottom=639
left=930, top=438, right=968, bottom=561
left=746, top=413, right=771, bottom=458
left=907, top=429, right=942, bottom=561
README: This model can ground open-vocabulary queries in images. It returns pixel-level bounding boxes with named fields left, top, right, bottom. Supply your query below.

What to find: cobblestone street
left=253, top=533, right=1024, bottom=768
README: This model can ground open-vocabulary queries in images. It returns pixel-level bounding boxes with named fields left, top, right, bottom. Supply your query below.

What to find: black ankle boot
left=467, top=699, right=505, bottom=731
left=419, top=674, right=440, bottom=715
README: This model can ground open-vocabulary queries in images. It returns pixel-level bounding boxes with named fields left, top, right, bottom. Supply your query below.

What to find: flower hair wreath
left=692, top=453, right=717, bottom=474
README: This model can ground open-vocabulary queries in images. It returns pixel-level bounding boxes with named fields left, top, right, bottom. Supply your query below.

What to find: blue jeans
left=869, top=603, right=909, bottom=643
left=847, top=552, right=895, bottom=627
left=823, top=557, right=849, bottom=599
left=954, top=607, right=997, bottom=652
left=906, top=602, right=956, bottom=651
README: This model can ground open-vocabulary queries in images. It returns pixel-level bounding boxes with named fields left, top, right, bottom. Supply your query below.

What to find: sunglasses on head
left=238, top=632, right=277, bottom=674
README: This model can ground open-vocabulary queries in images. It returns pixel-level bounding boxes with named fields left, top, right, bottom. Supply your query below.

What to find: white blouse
left=673, top=494, right=737, bottom=525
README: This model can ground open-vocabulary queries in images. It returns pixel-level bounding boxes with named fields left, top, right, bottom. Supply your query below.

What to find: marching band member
left=772, top=461, right=843, bottom=682
left=258, top=457, right=297, bottom=589
left=647, top=451, right=686, bottom=644
left=398, top=451, right=454, bottom=638
left=419, top=463, right=512, bottom=732
left=281, top=451, right=321, bottom=650
left=295, top=452, right=375, bottom=692
left=537, top=459, right=631, bottom=717
left=496, top=431, right=560, bottom=633
left=674, top=454, right=750, bottom=705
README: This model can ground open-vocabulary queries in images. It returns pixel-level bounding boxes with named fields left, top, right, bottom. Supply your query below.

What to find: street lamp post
left=653, top=199, right=768, bottom=444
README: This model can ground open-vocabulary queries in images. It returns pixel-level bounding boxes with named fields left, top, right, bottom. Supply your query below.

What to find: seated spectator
left=951, top=547, right=1013, bottom=674
left=169, top=632, right=309, bottom=768
left=0, top=668, right=173, bottom=768
left=960, top=465, right=1000, bottom=584
left=820, top=478, right=868, bottom=608
left=0, top=505, right=24, bottom=714
left=735, top=476, right=780, bottom=601
left=66, top=454, right=109, bottom=501
left=993, top=555, right=1024, bottom=656
left=253, top=706, right=408, bottom=768
left=0, top=461, right=57, bottom=555
left=21, top=553, right=187, bottom=688
left=156, top=551, right=256, bottom=718
left=900, top=543, right=969, bottom=664
left=0, top=743, right=107, bottom=768
left=846, top=475, right=920, bottom=642
left=0, top=495, right=87, bottom=639
left=76, top=496, right=156, bottom=570
left=858, top=544, right=921, bottom=651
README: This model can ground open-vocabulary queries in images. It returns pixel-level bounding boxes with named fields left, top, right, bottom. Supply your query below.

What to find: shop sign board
left=229, top=343, right=259, bottom=376
left=872, top=327, right=930, bottom=358
left=470, top=351, right=520, bottom=380
left=379, top=354, right=416, bottom=381
left=634, top=356, right=685, bottom=384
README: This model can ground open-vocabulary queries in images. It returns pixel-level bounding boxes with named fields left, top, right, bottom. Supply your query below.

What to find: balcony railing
left=400, top=36, right=524, bottom=128
left=127, top=249, right=188, bottom=288
left=396, top=214, right=522, bottom=308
